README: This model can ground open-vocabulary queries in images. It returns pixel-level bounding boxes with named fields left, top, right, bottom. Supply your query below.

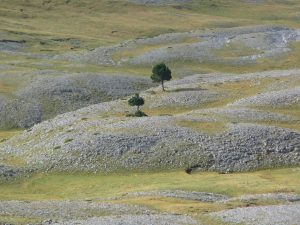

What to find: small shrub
left=127, top=93, right=147, bottom=117
left=128, top=93, right=144, bottom=112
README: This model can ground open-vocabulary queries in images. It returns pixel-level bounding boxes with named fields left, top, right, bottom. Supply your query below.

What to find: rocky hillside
left=0, top=69, right=299, bottom=178
left=2, top=0, right=300, bottom=130
left=1, top=24, right=300, bottom=129
left=0, top=73, right=153, bottom=129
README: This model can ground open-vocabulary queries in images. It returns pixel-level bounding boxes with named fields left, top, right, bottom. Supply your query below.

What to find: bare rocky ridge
left=49, top=215, right=197, bottom=225
left=0, top=192, right=299, bottom=225
left=2, top=25, right=300, bottom=129
left=222, top=193, right=300, bottom=203
left=0, top=200, right=152, bottom=220
left=55, top=26, right=300, bottom=67
left=126, top=190, right=229, bottom=202
left=0, top=73, right=154, bottom=129
left=0, top=70, right=299, bottom=175
left=231, top=87, right=300, bottom=107
left=211, top=203, right=300, bottom=225
left=0, top=200, right=197, bottom=225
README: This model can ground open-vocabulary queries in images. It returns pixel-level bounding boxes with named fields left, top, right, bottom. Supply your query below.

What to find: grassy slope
left=0, top=168, right=299, bottom=201
left=0, top=168, right=299, bottom=224
left=2, top=0, right=300, bottom=42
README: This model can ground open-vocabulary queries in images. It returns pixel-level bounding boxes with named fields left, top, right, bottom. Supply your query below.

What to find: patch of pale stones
left=0, top=70, right=299, bottom=174
left=211, top=203, right=300, bottom=225
left=55, top=26, right=300, bottom=67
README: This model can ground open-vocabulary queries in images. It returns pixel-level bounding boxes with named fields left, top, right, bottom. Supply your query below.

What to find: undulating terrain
left=0, top=0, right=299, bottom=224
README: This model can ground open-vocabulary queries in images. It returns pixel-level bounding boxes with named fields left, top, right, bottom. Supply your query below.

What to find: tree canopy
left=151, top=63, right=172, bottom=91
left=128, top=93, right=144, bottom=111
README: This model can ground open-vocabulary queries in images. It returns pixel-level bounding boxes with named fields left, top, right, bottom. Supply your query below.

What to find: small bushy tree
left=128, top=93, right=144, bottom=112
left=151, top=63, right=172, bottom=91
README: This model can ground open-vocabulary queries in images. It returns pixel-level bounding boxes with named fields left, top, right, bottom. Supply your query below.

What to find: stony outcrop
left=1, top=70, right=299, bottom=174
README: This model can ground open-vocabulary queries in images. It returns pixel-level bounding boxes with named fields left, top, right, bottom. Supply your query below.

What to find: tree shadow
left=166, top=87, right=207, bottom=93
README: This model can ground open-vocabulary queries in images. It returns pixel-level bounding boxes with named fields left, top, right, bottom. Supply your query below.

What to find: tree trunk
left=137, top=105, right=140, bottom=112
left=161, top=80, right=165, bottom=91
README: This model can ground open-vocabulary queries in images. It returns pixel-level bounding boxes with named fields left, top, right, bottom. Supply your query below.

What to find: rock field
left=0, top=73, right=153, bottom=129
left=1, top=25, right=300, bottom=129
left=212, top=203, right=300, bottom=225
left=0, top=69, right=299, bottom=176
left=1, top=191, right=299, bottom=225
left=56, top=26, right=300, bottom=66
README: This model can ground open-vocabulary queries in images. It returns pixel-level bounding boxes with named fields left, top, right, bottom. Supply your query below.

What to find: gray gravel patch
left=0, top=98, right=43, bottom=129
left=127, top=26, right=300, bottom=65
left=49, top=214, right=198, bottom=225
left=0, top=40, right=25, bottom=53
left=55, top=26, right=300, bottom=67
left=0, top=200, right=152, bottom=220
left=223, top=193, right=300, bottom=203
left=0, top=71, right=299, bottom=173
left=195, top=107, right=298, bottom=122
left=2, top=112, right=299, bottom=173
left=0, top=165, right=24, bottom=181
left=0, top=73, right=154, bottom=129
left=211, top=203, right=300, bottom=225
left=127, top=190, right=229, bottom=202
left=172, top=69, right=300, bottom=86
left=147, top=90, right=220, bottom=108
left=0, top=200, right=197, bottom=225
left=230, top=87, right=300, bottom=107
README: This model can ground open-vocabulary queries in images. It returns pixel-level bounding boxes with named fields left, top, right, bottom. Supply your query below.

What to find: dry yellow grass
left=0, top=130, right=21, bottom=140
left=176, top=120, right=227, bottom=134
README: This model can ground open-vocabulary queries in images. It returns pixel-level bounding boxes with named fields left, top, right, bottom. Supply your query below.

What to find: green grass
left=0, top=167, right=299, bottom=201
left=0, top=167, right=299, bottom=224
left=0, top=168, right=297, bottom=225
